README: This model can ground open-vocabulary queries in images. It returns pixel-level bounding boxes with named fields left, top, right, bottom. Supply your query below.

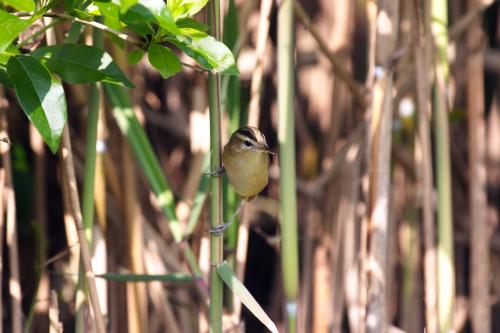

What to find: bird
left=210, top=126, right=272, bottom=233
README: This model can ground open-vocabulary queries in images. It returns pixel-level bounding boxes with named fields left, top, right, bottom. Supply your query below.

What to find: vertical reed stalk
left=0, top=88, right=21, bottom=333
left=431, top=1, right=455, bottom=332
left=208, top=0, right=224, bottom=331
left=466, top=0, right=490, bottom=330
left=366, top=1, right=399, bottom=331
left=74, top=25, right=105, bottom=331
left=81, top=24, right=103, bottom=244
left=60, top=127, right=106, bottom=333
left=49, top=290, right=63, bottom=333
left=278, top=0, right=300, bottom=331
left=0, top=88, right=6, bottom=333
left=112, top=39, right=148, bottom=333
left=247, top=0, right=273, bottom=127
left=413, top=1, right=438, bottom=331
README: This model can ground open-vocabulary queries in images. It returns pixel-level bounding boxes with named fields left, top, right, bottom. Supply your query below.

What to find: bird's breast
left=223, top=150, right=270, bottom=198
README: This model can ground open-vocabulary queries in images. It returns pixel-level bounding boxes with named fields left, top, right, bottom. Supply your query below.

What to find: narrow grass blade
left=216, top=262, right=278, bottom=333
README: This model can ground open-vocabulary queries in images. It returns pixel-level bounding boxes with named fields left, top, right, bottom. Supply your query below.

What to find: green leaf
left=119, top=0, right=137, bottom=13
left=0, top=9, right=34, bottom=53
left=223, top=0, right=238, bottom=52
left=94, top=1, right=122, bottom=30
left=30, top=44, right=134, bottom=87
left=0, top=68, right=13, bottom=88
left=1, top=0, right=35, bottom=12
left=177, top=17, right=208, bottom=32
left=177, top=17, right=208, bottom=37
left=7, top=55, right=67, bottom=153
left=167, top=0, right=208, bottom=21
left=217, top=262, right=278, bottom=333
left=104, top=84, right=183, bottom=241
left=124, top=0, right=179, bottom=35
left=128, top=48, right=144, bottom=64
left=183, top=152, right=210, bottom=237
left=64, top=0, right=87, bottom=15
left=171, top=35, right=238, bottom=75
left=0, top=45, right=20, bottom=66
left=148, top=43, right=181, bottom=79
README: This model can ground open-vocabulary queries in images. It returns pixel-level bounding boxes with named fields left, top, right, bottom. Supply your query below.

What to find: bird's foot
left=206, top=166, right=225, bottom=177
left=209, top=221, right=233, bottom=235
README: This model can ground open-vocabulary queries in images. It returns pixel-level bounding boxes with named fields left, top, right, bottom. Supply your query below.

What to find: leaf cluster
left=0, top=0, right=238, bottom=152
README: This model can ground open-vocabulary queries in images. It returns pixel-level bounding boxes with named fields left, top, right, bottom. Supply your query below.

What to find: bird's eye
left=243, top=140, right=253, bottom=148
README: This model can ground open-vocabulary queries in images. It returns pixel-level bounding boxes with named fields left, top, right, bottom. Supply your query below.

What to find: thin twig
left=448, top=1, right=497, bottom=41
left=293, top=1, right=368, bottom=108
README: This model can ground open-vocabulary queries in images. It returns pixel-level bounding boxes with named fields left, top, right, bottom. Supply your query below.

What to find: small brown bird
left=211, top=126, right=272, bottom=233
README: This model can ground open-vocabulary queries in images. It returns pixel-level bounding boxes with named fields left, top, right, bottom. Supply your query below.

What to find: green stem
left=278, top=0, right=299, bottom=332
left=208, top=0, right=224, bottom=331
left=75, top=23, right=103, bottom=332
left=431, top=0, right=455, bottom=332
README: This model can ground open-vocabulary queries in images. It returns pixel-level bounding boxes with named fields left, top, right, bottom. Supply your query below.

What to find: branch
left=293, top=1, right=368, bottom=108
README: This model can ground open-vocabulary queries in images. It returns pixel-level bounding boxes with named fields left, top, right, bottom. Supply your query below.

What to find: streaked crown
left=232, top=126, right=270, bottom=152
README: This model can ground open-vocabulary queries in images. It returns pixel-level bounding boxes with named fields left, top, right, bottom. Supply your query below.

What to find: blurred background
left=2, top=0, right=500, bottom=332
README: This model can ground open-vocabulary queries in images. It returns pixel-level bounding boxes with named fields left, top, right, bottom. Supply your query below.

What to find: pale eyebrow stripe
left=236, top=133, right=259, bottom=145
left=236, top=127, right=258, bottom=141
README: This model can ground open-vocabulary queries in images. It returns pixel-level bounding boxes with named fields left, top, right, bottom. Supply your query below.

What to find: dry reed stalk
left=411, top=1, right=438, bottom=331
left=0, top=88, right=8, bottom=333
left=0, top=94, right=21, bottom=333
left=49, top=291, right=63, bottom=333
left=333, top=143, right=362, bottom=332
left=143, top=239, right=182, bottom=333
left=61, top=164, right=81, bottom=287
left=343, top=153, right=362, bottom=333
left=122, top=140, right=148, bottom=333
left=358, top=2, right=379, bottom=331
left=312, top=242, right=331, bottom=333
left=293, top=1, right=367, bottom=108
left=247, top=0, right=273, bottom=127
left=103, top=154, right=122, bottom=203
left=366, top=72, right=393, bottom=333
left=60, top=126, right=106, bottom=333
left=466, top=0, right=491, bottom=331
left=365, top=0, right=399, bottom=330
left=297, top=200, right=315, bottom=333
left=29, top=123, right=50, bottom=328
left=231, top=1, right=273, bottom=321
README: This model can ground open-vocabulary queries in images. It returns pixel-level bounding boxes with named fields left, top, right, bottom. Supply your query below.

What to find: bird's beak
left=259, top=145, right=274, bottom=155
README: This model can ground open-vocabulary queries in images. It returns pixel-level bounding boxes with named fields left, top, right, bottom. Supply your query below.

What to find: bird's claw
left=209, top=221, right=232, bottom=235
left=206, top=166, right=225, bottom=177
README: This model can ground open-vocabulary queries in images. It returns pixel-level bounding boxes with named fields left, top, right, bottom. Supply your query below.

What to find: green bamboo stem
left=431, top=1, right=455, bottom=332
left=208, top=0, right=224, bottom=331
left=278, top=0, right=299, bottom=332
